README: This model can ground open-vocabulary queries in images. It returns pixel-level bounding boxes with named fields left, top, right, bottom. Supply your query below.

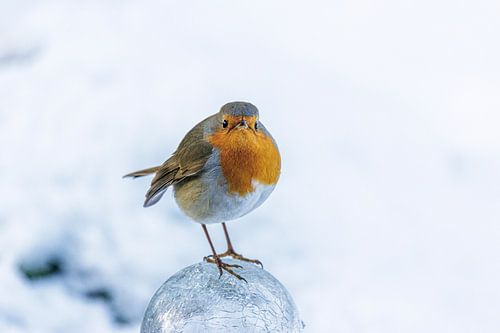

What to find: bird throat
left=207, top=129, right=281, bottom=195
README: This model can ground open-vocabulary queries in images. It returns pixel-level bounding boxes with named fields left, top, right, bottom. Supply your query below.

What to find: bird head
left=218, top=102, right=260, bottom=133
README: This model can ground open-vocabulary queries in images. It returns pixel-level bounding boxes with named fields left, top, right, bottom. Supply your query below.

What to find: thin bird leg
left=218, top=222, right=263, bottom=268
left=222, top=222, right=236, bottom=253
left=201, top=224, right=245, bottom=281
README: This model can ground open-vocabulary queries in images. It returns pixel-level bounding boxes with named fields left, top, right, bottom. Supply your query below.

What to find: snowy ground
left=1, top=0, right=499, bottom=332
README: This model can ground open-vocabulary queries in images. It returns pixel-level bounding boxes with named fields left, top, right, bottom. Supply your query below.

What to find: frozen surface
left=141, top=260, right=303, bottom=333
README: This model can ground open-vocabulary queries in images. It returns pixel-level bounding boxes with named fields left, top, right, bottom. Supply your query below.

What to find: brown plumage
left=123, top=166, right=160, bottom=178
left=123, top=116, right=213, bottom=207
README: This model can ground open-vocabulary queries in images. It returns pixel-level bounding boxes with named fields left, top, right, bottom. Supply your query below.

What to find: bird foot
left=203, top=255, right=246, bottom=282
left=207, top=250, right=263, bottom=268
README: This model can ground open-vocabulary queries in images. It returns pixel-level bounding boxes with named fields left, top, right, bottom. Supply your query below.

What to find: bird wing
left=144, top=120, right=214, bottom=207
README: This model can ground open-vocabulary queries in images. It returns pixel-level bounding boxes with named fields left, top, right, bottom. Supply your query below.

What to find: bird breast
left=207, top=129, right=281, bottom=195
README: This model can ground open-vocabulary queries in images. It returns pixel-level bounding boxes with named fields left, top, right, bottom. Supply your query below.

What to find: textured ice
left=141, top=260, right=304, bottom=333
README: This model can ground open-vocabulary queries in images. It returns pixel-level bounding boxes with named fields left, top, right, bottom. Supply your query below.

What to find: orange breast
left=207, top=129, right=281, bottom=195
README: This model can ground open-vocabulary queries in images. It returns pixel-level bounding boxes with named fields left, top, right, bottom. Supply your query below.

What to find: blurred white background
left=1, top=0, right=499, bottom=332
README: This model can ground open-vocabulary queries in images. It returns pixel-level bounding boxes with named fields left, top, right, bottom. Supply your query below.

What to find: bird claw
left=231, top=254, right=263, bottom=268
left=204, top=256, right=247, bottom=282
left=205, top=251, right=263, bottom=268
left=216, top=250, right=263, bottom=268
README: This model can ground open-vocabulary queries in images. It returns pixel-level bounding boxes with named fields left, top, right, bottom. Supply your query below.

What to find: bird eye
left=222, top=120, right=228, bottom=128
left=255, top=122, right=259, bottom=130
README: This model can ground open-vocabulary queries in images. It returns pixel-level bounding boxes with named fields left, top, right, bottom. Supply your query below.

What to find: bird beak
left=236, top=119, right=248, bottom=129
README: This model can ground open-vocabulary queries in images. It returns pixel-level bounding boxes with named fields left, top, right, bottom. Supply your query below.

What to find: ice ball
left=141, top=259, right=304, bottom=332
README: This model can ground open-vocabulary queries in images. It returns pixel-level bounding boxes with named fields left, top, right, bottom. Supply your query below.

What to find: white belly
left=196, top=180, right=275, bottom=224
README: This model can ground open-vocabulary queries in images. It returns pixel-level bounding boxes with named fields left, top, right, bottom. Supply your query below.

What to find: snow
left=1, top=0, right=499, bottom=332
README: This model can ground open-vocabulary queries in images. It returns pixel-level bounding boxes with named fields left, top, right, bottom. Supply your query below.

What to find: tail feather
left=123, top=166, right=160, bottom=178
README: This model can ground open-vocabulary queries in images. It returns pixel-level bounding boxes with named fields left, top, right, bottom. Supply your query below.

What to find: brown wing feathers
left=124, top=116, right=215, bottom=207
left=143, top=158, right=181, bottom=207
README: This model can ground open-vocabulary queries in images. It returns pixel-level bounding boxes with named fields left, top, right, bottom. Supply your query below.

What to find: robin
left=124, top=102, right=281, bottom=280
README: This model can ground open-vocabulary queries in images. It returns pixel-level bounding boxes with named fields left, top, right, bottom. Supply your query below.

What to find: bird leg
left=201, top=224, right=246, bottom=281
left=214, top=222, right=264, bottom=268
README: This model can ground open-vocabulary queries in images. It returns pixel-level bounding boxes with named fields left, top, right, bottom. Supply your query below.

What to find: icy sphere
left=141, top=259, right=304, bottom=333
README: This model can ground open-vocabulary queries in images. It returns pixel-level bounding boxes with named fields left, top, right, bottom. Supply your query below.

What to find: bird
left=124, top=102, right=281, bottom=280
